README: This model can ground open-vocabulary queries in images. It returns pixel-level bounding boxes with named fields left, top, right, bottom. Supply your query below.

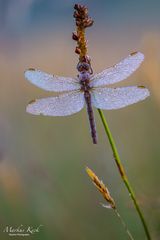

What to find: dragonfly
left=25, top=51, right=150, bottom=144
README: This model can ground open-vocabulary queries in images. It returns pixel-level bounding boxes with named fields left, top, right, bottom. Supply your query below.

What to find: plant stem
left=114, top=209, right=134, bottom=240
left=97, top=108, right=151, bottom=240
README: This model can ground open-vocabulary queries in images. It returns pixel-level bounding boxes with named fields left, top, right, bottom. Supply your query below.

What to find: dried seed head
left=74, top=4, right=88, bottom=14
left=72, top=32, right=79, bottom=41
left=76, top=20, right=81, bottom=27
left=74, top=4, right=80, bottom=10
left=73, top=11, right=81, bottom=19
left=73, top=4, right=93, bottom=29
left=75, top=47, right=81, bottom=54
left=86, top=167, right=116, bottom=209
left=84, top=18, right=94, bottom=28
left=73, top=4, right=93, bottom=68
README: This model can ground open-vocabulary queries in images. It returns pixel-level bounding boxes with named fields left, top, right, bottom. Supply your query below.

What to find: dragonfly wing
left=91, top=86, right=150, bottom=110
left=26, top=91, right=85, bottom=116
left=91, top=52, right=144, bottom=87
left=25, top=68, right=80, bottom=92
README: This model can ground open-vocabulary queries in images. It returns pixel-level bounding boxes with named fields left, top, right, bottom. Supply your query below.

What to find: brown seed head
left=86, top=167, right=116, bottom=209
left=72, top=32, right=79, bottom=41
left=73, top=4, right=93, bottom=29
left=75, top=47, right=81, bottom=54
left=73, top=4, right=93, bottom=67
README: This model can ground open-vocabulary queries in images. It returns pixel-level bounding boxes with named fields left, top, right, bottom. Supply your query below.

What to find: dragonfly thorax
left=79, top=72, right=91, bottom=92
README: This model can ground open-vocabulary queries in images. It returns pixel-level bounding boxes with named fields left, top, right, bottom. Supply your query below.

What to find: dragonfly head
left=77, top=62, right=90, bottom=73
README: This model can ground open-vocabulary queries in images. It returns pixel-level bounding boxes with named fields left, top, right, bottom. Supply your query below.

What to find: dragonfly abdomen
left=84, top=91, right=97, bottom=144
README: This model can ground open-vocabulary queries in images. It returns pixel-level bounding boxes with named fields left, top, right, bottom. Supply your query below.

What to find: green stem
left=97, top=109, right=151, bottom=240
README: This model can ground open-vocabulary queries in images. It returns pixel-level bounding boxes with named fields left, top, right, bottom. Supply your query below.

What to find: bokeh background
left=0, top=0, right=160, bottom=239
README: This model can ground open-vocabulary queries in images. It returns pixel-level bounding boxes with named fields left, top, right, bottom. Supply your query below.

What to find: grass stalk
left=114, top=209, right=134, bottom=240
left=97, top=108, right=151, bottom=240
left=86, top=166, right=134, bottom=240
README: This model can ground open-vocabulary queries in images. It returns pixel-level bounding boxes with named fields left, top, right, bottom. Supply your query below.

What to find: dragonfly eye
left=77, top=62, right=90, bottom=72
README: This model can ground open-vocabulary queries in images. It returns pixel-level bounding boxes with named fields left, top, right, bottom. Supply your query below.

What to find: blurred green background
left=0, top=0, right=160, bottom=239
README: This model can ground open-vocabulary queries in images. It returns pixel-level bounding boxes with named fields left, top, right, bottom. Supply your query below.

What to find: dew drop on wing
left=90, top=52, right=144, bottom=87
left=25, top=69, right=80, bottom=92
left=26, top=91, right=85, bottom=116
left=91, top=86, right=150, bottom=110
